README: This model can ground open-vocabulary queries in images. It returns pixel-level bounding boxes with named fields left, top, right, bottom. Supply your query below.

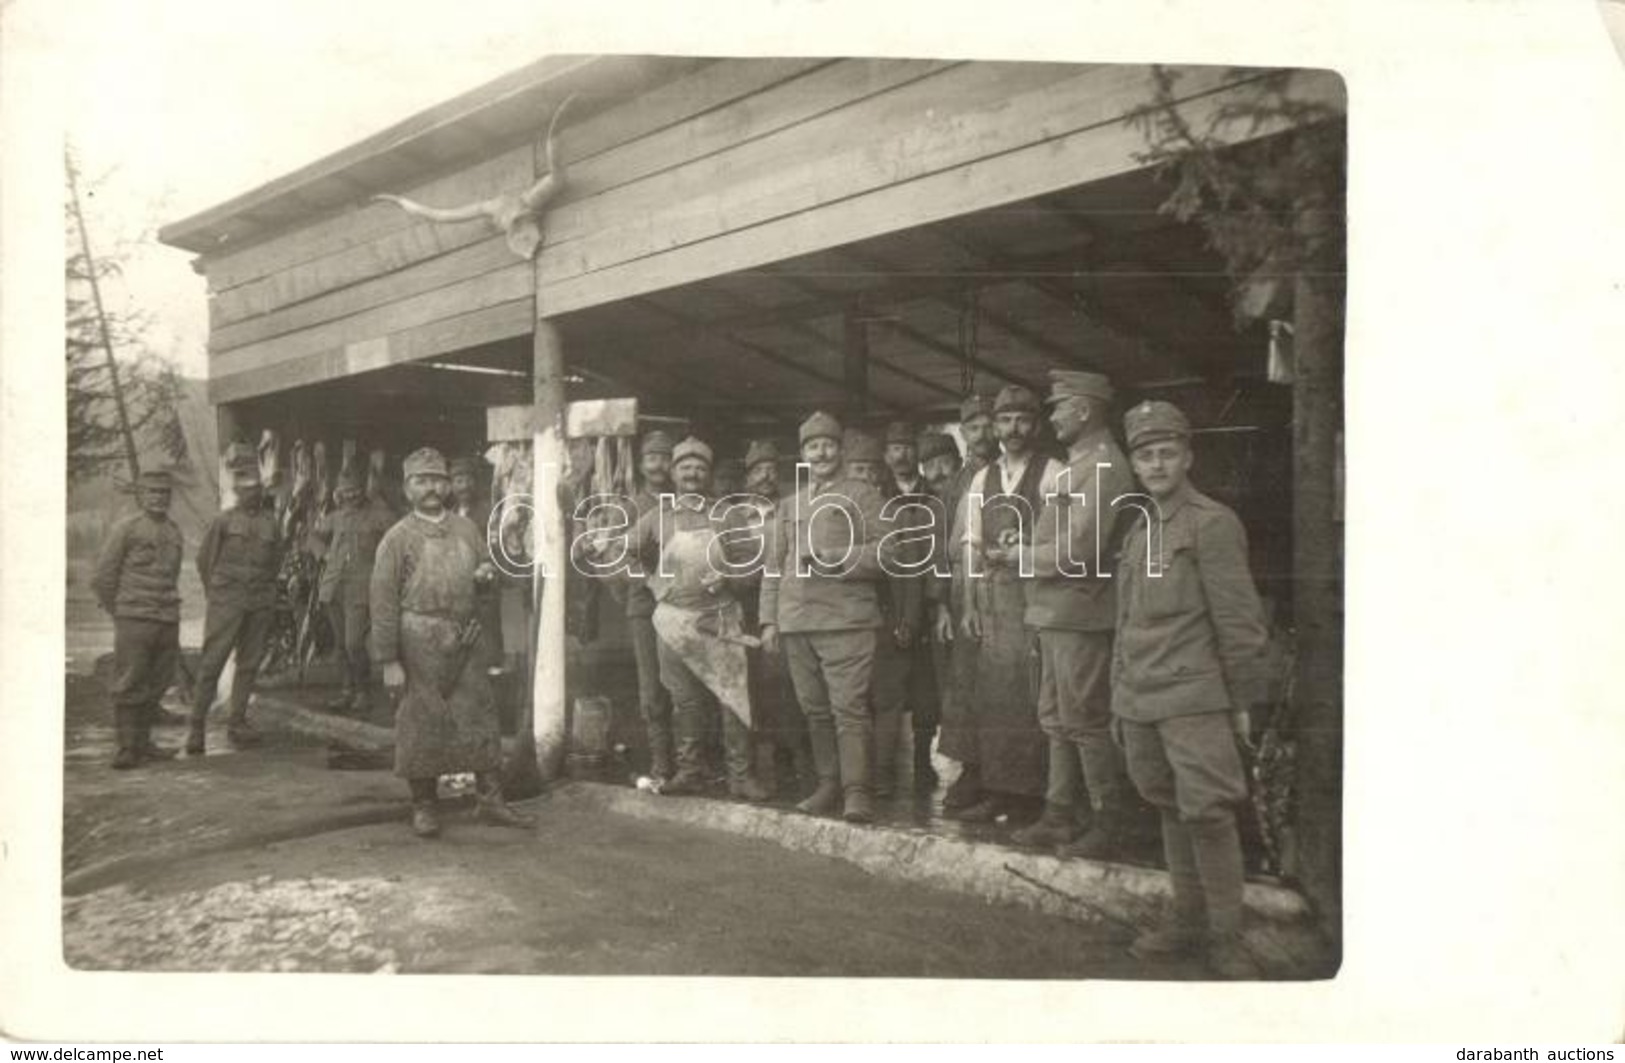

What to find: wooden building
left=160, top=56, right=1344, bottom=793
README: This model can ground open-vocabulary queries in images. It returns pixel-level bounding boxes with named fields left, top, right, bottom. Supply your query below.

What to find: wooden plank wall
left=202, top=58, right=1345, bottom=404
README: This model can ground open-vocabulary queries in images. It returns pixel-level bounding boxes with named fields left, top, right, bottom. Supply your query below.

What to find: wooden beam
left=207, top=297, right=533, bottom=404
left=538, top=68, right=1343, bottom=317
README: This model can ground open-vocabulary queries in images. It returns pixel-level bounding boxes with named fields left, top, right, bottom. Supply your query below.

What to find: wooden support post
left=1289, top=199, right=1345, bottom=958
left=843, top=307, right=870, bottom=418
left=531, top=318, right=570, bottom=781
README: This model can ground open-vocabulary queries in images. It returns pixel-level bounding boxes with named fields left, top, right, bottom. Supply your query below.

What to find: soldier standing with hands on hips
left=1113, top=401, right=1271, bottom=980
left=371, top=447, right=532, bottom=839
left=93, top=467, right=184, bottom=769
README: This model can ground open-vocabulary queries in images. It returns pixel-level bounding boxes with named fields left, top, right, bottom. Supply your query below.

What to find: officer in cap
left=1114, top=401, right=1270, bottom=979
left=189, top=453, right=282, bottom=754
left=935, top=394, right=999, bottom=807
left=759, top=411, right=891, bottom=823
left=1011, top=370, right=1136, bottom=858
left=93, top=467, right=185, bottom=768
left=311, top=465, right=397, bottom=716
left=372, top=447, right=532, bottom=838
left=952, top=384, right=1064, bottom=824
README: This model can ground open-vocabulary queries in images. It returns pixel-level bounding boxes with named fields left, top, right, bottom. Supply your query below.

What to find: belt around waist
left=402, top=608, right=472, bottom=622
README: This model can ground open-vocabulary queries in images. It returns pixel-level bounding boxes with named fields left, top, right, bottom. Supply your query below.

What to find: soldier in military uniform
left=602, top=437, right=768, bottom=799
left=1010, top=371, right=1135, bottom=858
left=955, top=384, right=1065, bottom=825
left=936, top=395, right=999, bottom=810
left=625, top=430, right=676, bottom=783
left=312, top=467, right=396, bottom=716
left=189, top=456, right=282, bottom=754
left=867, top=422, right=942, bottom=795
left=760, top=412, right=890, bottom=823
left=93, top=468, right=184, bottom=769
left=1114, top=401, right=1270, bottom=980
left=917, top=432, right=962, bottom=499
left=371, top=447, right=532, bottom=839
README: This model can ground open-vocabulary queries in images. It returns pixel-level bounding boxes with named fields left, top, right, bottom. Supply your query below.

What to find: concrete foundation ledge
left=250, top=692, right=1334, bottom=978
left=556, top=782, right=1336, bottom=980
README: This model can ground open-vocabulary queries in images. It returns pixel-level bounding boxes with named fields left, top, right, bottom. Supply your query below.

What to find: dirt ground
left=60, top=663, right=1205, bottom=980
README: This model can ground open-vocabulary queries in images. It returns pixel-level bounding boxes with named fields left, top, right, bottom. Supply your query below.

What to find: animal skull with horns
left=373, top=94, right=577, bottom=261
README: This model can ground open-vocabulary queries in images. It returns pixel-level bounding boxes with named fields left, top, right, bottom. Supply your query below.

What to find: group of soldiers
left=593, top=368, right=1271, bottom=978
left=92, top=446, right=531, bottom=841
left=92, top=363, right=1271, bottom=977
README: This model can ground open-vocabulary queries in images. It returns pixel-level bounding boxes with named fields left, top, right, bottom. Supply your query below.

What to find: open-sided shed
left=160, top=55, right=1344, bottom=803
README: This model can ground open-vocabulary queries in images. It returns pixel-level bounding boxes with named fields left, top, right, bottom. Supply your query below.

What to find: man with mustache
left=1114, top=401, right=1270, bottom=979
left=1010, top=370, right=1134, bottom=859
left=954, top=384, right=1064, bottom=825
left=625, top=430, right=677, bottom=784
left=760, top=412, right=890, bottom=823
left=372, top=447, right=532, bottom=838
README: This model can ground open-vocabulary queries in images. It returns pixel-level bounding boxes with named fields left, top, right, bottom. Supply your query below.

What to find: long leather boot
left=1187, top=813, right=1259, bottom=979
left=1130, top=812, right=1208, bottom=959
left=662, top=694, right=709, bottom=796
left=724, top=712, right=770, bottom=802
left=112, top=705, right=140, bottom=770
left=138, top=702, right=179, bottom=761
left=837, top=728, right=874, bottom=824
left=185, top=695, right=208, bottom=756
left=795, top=715, right=841, bottom=816
left=1015, top=738, right=1081, bottom=847
left=474, top=772, right=535, bottom=828
left=408, top=777, right=441, bottom=838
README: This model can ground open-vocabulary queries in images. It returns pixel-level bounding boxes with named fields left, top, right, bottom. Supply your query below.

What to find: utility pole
left=65, top=148, right=141, bottom=483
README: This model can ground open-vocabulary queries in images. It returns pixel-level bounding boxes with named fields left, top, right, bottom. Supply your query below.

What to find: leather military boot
left=942, top=762, right=983, bottom=810
left=111, top=706, right=140, bottom=770
left=409, top=778, right=441, bottom=838
left=723, top=714, right=770, bottom=803
left=1058, top=801, right=1126, bottom=860
left=226, top=710, right=263, bottom=749
left=185, top=703, right=208, bottom=756
left=837, top=729, right=874, bottom=824
left=474, top=773, right=535, bottom=828
left=138, top=704, right=178, bottom=761
left=1129, top=814, right=1206, bottom=960
left=795, top=717, right=841, bottom=816
left=912, top=733, right=939, bottom=791
left=1012, top=802, right=1078, bottom=848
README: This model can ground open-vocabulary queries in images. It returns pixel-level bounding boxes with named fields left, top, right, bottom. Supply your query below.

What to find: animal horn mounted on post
left=372, top=93, right=578, bottom=261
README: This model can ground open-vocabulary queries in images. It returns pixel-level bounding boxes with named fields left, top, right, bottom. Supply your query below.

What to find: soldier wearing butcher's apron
left=596, top=437, right=766, bottom=799
left=371, top=447, right=532, bottom=839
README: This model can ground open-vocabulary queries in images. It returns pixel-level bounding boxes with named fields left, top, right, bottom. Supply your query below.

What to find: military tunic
left=94, top=511, right=183, bottom=713
left=760, top=476, right=888, bottom=736
left=1113, top=485, right=1268, bottom=822
left=870, top=475, right=941, bottom=789
left=370, top=511, right=502, bottom=779
left=193, top=504, right=281, bottom=722
left=1026, top=437, right=1134, bottom=809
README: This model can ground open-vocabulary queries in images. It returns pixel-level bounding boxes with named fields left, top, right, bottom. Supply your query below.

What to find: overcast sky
left=64, top=0, right=581, bottom=377
left=60, top=0, right=1625, bottom=381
